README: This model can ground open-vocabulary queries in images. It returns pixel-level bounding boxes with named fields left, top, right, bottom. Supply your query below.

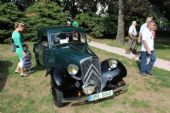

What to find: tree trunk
left=116, top=0, right=125, bottom=45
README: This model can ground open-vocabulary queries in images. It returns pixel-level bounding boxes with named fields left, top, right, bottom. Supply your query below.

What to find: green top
left=12, top=31, right=24, bottom=58
left=72, top=21, right=79, bottom=27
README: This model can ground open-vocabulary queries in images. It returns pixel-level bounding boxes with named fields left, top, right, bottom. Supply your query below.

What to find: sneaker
left=146, top=71, right=152, bottom=75
left=20, top=73, right=28, bottom=77
left=28, top=70, right=34, bottom=74
left=15, top=70, right=20, bottom=73
left=140, top=72, right=146, bottom=76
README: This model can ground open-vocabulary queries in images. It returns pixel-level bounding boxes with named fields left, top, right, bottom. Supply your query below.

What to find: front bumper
left=62, top=84, right=128, bottom=103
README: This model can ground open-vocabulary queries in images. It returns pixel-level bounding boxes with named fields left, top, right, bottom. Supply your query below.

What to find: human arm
left=143, top=40, right=151, bottom=54
left=128, top=33, right=133, bottom=39
left=142, top=31, right=151, bottom=54
left=128, top=26, right=133, bottom=39
left=152, top=31, right=156, bottom=39
left=138, top=33, right=142, bottom=43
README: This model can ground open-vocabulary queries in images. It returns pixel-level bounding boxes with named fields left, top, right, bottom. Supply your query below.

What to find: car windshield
left=50, top=32, right=86, bottom=46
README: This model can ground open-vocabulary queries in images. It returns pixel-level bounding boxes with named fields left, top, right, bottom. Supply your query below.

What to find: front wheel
left=51, top=80, right=63, bottom=107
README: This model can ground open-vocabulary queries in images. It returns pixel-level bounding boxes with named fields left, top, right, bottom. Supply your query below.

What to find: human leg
left=140, top=51, right=147, bottom=75
left=15, top=62, right=20, bottom=73
left=19, top=58, right=28, bottom=77
left=146, top=51, right=156, bottom=73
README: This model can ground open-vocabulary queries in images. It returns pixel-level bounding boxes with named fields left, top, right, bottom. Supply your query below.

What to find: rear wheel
left=33, top=43, right=40, bottom=66
left=35, top=53, right=40, bottom=66
left=51, top=79, right=63, bottom=107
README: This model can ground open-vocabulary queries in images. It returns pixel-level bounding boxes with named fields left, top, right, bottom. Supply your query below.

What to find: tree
left=0, top=0, right=35, bottom=10
left=24, top=2, right=68, bottom=41
left=116, top=0, right=125, bottom=45
left=149, top=0, right=170, bottom=20
left=0, top=3, right=24, bottom=43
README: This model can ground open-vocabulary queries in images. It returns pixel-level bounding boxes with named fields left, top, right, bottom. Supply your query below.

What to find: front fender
left=101, top=59, right=127, bottom=89
left=51, top=68, right=64, bottom=90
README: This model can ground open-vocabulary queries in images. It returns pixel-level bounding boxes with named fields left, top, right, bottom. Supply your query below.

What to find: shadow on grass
left=0, top=60, right=13, bottom=92
left=32, top=65, right=45, bottom=72
left=136, top=60, right=141, bottom=72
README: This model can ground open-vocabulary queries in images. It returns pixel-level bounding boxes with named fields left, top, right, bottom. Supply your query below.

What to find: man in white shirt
left=140, top=20, right=156, bottom=76
left=138, top=17, right=153, bottom=43
left=128, top=21, right=137, bottom=53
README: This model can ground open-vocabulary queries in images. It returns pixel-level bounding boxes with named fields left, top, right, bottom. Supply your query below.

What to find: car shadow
left=0, top=60, right=13, bottom=92
left=32, top=65, right=45, bottom=72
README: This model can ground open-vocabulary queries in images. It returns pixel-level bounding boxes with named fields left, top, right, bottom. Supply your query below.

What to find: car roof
left=38, top=26, right=86, bottom=34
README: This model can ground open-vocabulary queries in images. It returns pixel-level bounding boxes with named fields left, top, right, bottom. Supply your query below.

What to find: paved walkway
left=89, top=41, right=170, bottom=71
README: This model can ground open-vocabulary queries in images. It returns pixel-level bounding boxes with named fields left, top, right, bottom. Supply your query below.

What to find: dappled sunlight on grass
left=0, top=43, right=170, bottom=113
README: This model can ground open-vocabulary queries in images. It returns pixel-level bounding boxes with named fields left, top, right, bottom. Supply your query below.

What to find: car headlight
left=108, top=60, right=118, bottom=70
left=67, top=64, right=79, bottom=75
left=82, top=85, right=95, bottom=95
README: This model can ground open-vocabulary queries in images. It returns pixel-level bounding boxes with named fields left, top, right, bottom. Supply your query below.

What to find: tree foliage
left=24, top=2, right=68, bottom=41
left=77, top=13, right=117, bottom=38
left=0, top=0, right=170, bottom=43
left=0, top=2, right=68, bottom=42
left=0, top=2, right=24, bottom=43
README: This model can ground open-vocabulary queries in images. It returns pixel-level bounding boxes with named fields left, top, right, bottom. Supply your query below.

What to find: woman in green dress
left=12, top=22, right=28, bottom=77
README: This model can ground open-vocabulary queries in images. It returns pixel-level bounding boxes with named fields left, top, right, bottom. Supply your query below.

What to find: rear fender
left=33, top=43, right=38, bottom=53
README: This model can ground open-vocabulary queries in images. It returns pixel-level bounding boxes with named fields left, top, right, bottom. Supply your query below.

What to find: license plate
left=87, top=90, right=113, bottom=102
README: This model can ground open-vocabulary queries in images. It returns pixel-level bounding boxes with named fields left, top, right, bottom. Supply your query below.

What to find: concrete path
left=89, top=41, right=170, bottom=71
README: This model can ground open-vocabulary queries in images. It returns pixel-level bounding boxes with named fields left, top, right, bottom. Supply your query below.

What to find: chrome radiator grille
left=80, top=57, right=102, bottom=92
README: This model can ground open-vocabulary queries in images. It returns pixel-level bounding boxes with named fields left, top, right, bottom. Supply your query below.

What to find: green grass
left=0, top=43, right=170, bottom=113
left=130, top=99, right=150, bottom=108
left=93, top=35, right=170, bottom=61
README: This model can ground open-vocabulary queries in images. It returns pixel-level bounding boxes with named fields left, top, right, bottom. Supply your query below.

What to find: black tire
left=33, top=43, right=40, bottom=66
left=51, top=80, right=63, bottom=107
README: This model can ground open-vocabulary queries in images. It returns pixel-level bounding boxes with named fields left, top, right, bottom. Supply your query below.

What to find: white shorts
left=19, top=58, right=25, bottom=68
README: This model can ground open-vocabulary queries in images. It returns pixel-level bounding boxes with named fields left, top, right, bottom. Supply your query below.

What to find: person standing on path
left=127, top=21, right=138, bottom=54
left=140, top=20, right=156, bottom=76
left=12, top=22, right=28, bottom=77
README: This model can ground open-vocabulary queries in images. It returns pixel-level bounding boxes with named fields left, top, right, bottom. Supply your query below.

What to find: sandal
left=15, top=70, right=20, bottom=73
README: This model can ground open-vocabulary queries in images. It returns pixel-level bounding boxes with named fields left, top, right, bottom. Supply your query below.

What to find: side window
left=41, top=33, right=48, bottom=47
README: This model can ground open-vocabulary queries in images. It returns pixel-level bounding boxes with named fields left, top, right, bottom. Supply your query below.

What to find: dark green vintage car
left=33, top=26, right=127, bottom=107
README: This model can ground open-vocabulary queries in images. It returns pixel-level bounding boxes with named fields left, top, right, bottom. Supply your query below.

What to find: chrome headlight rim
left=82, top=84, right=95, bottom=95
left=108, top=59, right=118, bottom=70
left=67, top=64, right=79, bottom=75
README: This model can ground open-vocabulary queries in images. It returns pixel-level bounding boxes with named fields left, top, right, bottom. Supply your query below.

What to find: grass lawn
left=92, top=35, right=170, bottom=61
left=0, top=43, right=170, bottom=113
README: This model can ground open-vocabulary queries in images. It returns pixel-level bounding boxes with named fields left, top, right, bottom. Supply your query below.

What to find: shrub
left=24, top=2, right=69, bottom=41
left=0, top=3, right=24, bottom=43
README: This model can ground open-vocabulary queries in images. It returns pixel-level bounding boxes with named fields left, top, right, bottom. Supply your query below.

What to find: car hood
left=52, top=44, right=97, bottom=68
